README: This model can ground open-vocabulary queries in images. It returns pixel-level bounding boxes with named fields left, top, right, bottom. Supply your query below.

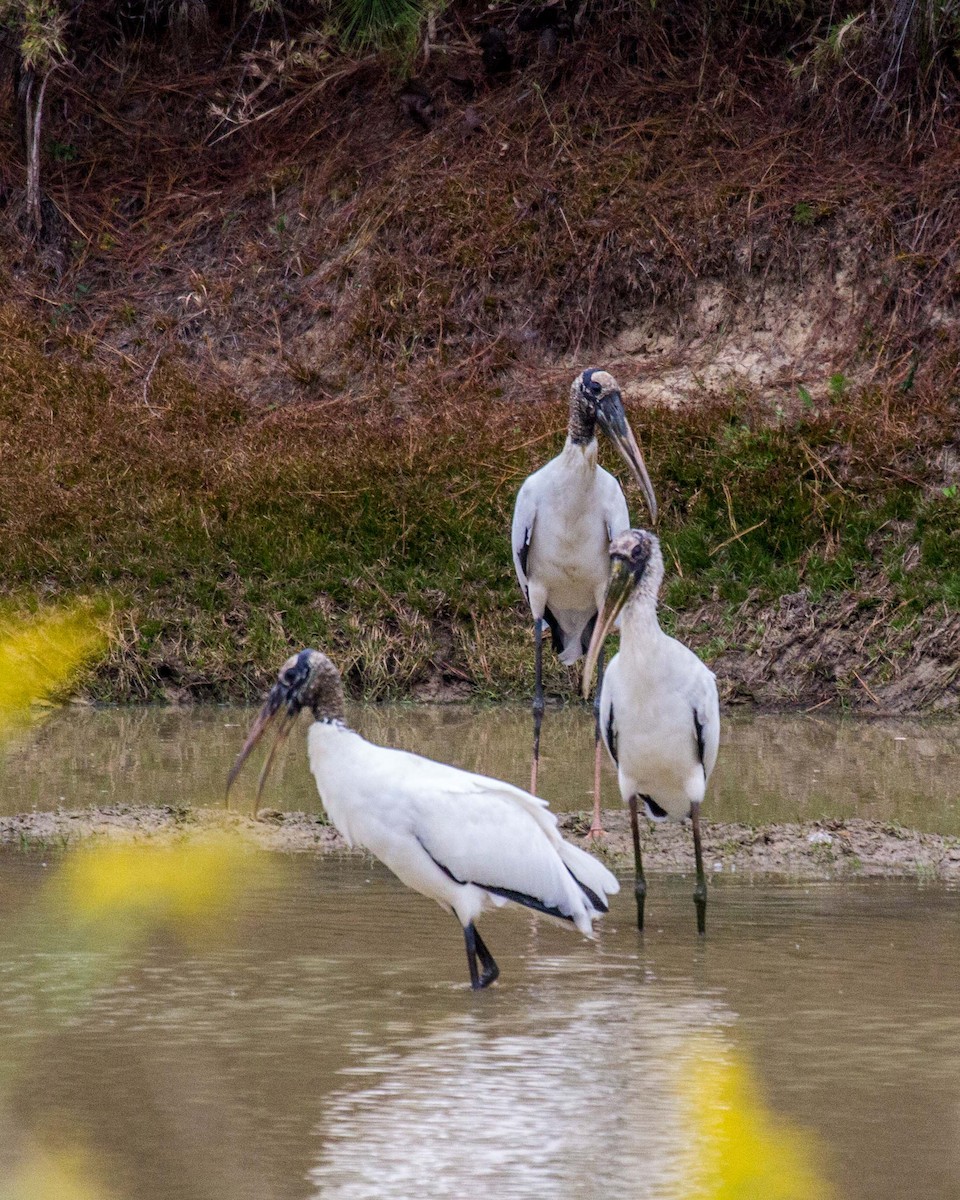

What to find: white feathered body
left=599, top=607, right=720, bottom=822
left=308, top=721, right=620, bottom=933
left=512, top=439, right=629, bottom=664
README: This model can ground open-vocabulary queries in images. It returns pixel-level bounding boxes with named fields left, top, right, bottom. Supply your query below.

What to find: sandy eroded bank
left=3, top=806, right=958, bottom=882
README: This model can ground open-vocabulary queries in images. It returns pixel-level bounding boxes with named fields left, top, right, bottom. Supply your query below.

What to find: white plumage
left=309, top=722, right=618, bottom=937
left=582, top=530, right=720, bottom=933
left=511, top=368, right=658, bottom=812
left=512, top=438, right=631, bottom=668
left=598, top=627, right=720, bottom=825
left=229, top=649, right=619, bottom=989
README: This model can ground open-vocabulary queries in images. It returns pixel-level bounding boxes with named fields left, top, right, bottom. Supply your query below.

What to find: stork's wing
left=511, top=480, right=538, bottom=603
left=416, top=772, right=619, bottom=920
left=597, top=466, right=630, bottom=543
left=691, top=668, right=721, bottom=783
left=359, top=744, right=619, bottom=914
left=404, top=752, right=560, bottom=838
left=597, top=653, right=621, bottom=768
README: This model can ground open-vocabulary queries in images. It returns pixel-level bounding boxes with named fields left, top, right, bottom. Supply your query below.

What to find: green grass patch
left=1, top=307, right=957, bottom=701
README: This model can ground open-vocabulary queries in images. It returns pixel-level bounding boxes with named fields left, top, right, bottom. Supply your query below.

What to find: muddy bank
left=3, top=805, right=958, bottom=882
left=695, top=585, right=960, bottom=715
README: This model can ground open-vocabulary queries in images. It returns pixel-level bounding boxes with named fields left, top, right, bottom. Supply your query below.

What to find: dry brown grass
left=0, top=5, right=958, bottom=709
left=0, top=303, right=957, bottom=710
left=1, top=3, right=958, bottom=414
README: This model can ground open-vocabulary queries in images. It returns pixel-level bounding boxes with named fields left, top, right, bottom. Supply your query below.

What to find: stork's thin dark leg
left=691, top=802, right=707, bottom=936
left=589, top=642, right=606, bottom=838
left=530, top=617, right=545, bottom=795
left=473, top=926, right=500, bottom=988
left=628, top=795, right=647, bottom=932
left=464, top=922, right=480, bottom=988
left=463, top=922, right=499, bottom=990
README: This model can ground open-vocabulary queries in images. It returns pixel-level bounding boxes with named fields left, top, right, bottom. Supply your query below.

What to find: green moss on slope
left=1, top=308, right=957, bottom=704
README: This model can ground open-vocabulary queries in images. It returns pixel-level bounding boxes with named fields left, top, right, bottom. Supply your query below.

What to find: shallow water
left=2, top=703, right=959, bottom=833
left=0, top=857, right=958, bottom=1200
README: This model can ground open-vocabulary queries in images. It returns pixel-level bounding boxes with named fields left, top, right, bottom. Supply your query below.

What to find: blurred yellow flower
left=1, top=1139, right=112, bottom=1200
left=0, top=602, right=108, bottom=733
left=680, top=1037, right=837, bottom=1200
left=51, top=839, right=267, bottom=944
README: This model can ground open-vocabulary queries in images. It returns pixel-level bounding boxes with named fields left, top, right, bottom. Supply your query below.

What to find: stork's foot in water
left=478, top=960, right=500, bottom=989
left=464, top=923, right=500, bottom=990
left=634, top=877, right=646, bottom=932
left=694, top=880, right=707, bottom=936
left=691, top=802, right=707, bottom=935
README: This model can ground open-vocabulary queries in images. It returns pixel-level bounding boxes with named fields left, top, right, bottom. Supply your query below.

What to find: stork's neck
left=567, top=404, right=597, bottom=447
left=559, top=434, right=599, bottom=477
left=308, top=663, right=347, bottom=725
left=618, top=548, right=667, bottom=655
left=620, top=591, right=665, bottom=656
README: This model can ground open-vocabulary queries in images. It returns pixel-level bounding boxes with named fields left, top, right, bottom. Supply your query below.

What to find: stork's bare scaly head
left=569, top=369, right=658, bottom=524
left=227, top=649, right=345, bottom=808
left=608, top=528, right=662, bottom=585
left=581, top=530, right=664, bottom=698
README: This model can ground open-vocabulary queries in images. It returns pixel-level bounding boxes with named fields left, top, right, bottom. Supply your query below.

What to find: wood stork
left=511, top=368, right=657, bottom=832
left=581, top=530, right=719, bottom=934
left=228, top=649, right=620, bottom=989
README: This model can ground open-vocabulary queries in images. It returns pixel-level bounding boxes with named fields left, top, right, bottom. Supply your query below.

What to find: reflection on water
left=0, top=858, right=958, bottom=1200
left=1, top=703, right=959, bottom=833
left=311, top=988, right=728, bottom=1200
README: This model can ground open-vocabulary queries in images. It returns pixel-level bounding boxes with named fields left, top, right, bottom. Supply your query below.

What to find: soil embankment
left=3, top=805, right=959, bottom=881
left=0, top=3, right=957, bottom=712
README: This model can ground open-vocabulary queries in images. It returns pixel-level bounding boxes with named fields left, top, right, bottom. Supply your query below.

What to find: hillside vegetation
left=0, top=0, right=958, bottom=710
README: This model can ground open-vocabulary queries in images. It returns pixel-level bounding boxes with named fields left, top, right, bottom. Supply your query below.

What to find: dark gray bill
left=226, top=682, right=297, bottom=811
left=596, top=392, right=658, bottom=524
left=581, top=559, right=637, bottom=699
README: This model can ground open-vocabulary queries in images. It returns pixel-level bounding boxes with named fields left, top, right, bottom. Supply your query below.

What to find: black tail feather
left=543, top=605, right=565, bottom=656
left=483, top=884, right=575, bottom=923
left=568, top=867, right=608, bottom=914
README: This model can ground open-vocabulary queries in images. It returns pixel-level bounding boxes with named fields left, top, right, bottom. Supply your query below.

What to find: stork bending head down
left=229, top=650, right=620, bottom=989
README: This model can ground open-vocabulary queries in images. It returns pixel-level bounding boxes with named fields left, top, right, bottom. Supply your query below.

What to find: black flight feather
left=605, top=704, right=618, bottom=767
left=693, top=708, right=706, bottom=775
left=517, top=528, right=532, bottom=580
left=543, top=605, right=565, bottom=656
left=419, top=839, right=583, bottom=924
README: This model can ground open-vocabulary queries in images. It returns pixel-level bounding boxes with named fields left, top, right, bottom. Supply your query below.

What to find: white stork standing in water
left=511, top=368, right=657, bottom=833
left=228, top=649, right=619, bottom=990
left=581, top=530, right=719, bottom=934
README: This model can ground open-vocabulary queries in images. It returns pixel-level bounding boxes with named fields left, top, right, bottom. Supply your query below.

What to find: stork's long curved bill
left=598, top=394, right=658, bottom=525
left=226, top=682, right=297, bottom=809
left=581, top=560, right=637, bottom=699
left=612, top=423, right=658, bottom=526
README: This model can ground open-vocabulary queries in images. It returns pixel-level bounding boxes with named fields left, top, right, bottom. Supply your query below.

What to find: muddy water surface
left=2, top=704, right=959, bottom=833
left=0, top=856, right=958, bottom=1200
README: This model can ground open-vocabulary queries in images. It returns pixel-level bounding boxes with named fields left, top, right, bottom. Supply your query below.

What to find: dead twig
left=709, top=520, right=767, bottom=557
left=142, top=350, right=163, bottom=415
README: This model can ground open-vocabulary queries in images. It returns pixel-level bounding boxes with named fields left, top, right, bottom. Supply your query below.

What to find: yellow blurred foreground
left=1, top=839, right=282, bottom=1199
left=2, top=1139, right=115, bottom=1200
left=51, top=838, right=270, bottom=946
left=0, top=603, right=108, bottom=735
left=680, top=1036, right=836, bottom=1200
